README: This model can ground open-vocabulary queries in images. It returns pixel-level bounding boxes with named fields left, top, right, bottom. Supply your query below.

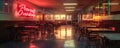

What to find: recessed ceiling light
left=65, top=7, right=76, bottom=8
left=102, top=3, right=119, bottom=5
left=63, top=3, right=77, bottom=5
left=66, top=10, right=74, bottom=11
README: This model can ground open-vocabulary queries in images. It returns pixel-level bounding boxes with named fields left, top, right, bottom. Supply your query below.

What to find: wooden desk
left=88, top=28, right=113, bottom=31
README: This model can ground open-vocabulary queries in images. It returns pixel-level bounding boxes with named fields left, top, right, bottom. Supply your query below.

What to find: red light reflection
left=110, top=27, right=115, bottom=31
left=29, top=43, right=38, bottom=48
left=26, top=0, right=56, bottom=7
left=24, top=26, right=38, bottom=28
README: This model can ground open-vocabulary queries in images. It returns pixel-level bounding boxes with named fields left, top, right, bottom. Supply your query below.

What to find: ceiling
left=26, top=0, right=103, bottom=14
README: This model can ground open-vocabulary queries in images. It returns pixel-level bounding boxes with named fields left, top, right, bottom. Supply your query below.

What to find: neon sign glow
left=16, top=4, right=35, bottom=17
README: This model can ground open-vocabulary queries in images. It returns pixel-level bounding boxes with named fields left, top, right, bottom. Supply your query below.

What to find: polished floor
left=0, top=25, right=100, bottom=48
left=0, top=37, right=100, bottom=48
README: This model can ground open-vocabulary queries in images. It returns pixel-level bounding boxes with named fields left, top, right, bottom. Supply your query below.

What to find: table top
left=87, top=28, right=113, bottom=31
left=100, top=33, right=120, bottom=40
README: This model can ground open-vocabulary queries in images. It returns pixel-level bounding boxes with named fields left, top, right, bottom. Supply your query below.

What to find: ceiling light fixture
left=65, top=7, right=76, bottom=8
left=63, top=3, right=77, bottom=5
left=102, top=3, right=119, bottom=5
left=66, top=10, right=74, bottom=11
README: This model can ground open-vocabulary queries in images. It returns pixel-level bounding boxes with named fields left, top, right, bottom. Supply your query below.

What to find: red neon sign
left=16, top=4, right=35, bottom=17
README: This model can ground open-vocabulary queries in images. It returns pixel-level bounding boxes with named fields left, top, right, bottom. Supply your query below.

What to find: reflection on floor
left=0, top=25, right=101, bottom=48
left=64, top=40, right=75, bottom=48
left=0, top=39, right=76, bottom=48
